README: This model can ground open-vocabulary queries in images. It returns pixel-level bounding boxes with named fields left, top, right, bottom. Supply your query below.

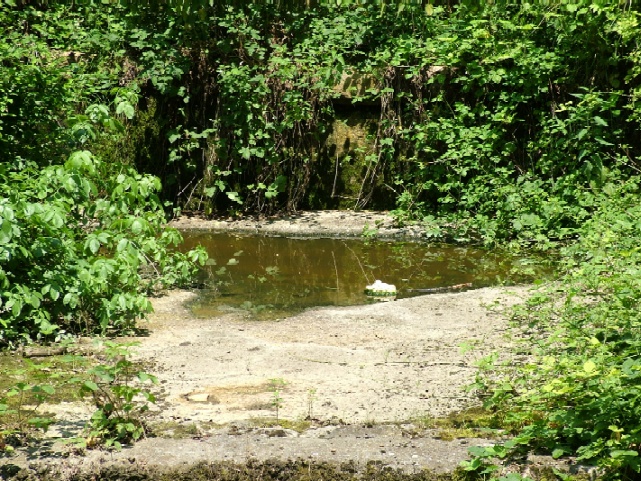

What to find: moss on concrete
left=0, top=460, right=458, bottom=481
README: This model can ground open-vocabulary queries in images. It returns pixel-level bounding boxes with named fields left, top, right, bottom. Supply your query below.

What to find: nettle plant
left=74, top=341, right=158, bottom=450
left=0, top=342, right=159, bottom=451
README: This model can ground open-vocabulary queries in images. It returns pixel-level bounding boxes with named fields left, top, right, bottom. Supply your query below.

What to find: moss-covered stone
left=332, top=72, right=380, bottom=107
left=306, top=108, right=395, bottom=211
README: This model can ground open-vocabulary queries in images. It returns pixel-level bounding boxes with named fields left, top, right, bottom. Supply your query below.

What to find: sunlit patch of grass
left=249, top=417, right=312, bottom=433
left=0, top=353, right=89, bottom=406
left=413, top=406, right=505, bottom=440
left=0, top=352, right=92, bottom=446
left=149, top=420, right=225, bottom=439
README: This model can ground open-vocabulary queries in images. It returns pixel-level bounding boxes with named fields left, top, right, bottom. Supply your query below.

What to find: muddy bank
left=171, top=211, right=423, bottom=238
left=2, top=212, right=550, bottom=478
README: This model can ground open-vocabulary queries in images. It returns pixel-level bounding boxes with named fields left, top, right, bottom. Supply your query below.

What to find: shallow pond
left=180, top=232, right=548, bottom=319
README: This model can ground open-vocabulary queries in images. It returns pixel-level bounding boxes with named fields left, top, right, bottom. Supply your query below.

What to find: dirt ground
left=142, top=287, right=524, bottom=426
left=2, top=212, right=557, bottom=478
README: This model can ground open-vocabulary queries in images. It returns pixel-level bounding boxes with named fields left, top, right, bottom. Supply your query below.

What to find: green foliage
left=0, top=358, right=62, bottom=448
left=0, top=148, right=207, bottom=344
left=5, top=2, right=641, bottom=472
left=0, top=5, right=125, bottom=162
left=382, top=4, right=640, bottom=247
left=268, top=377, right=286, bottom=424
left=91, top=2, right=641, bottom=249
left=7, top=3, right=628, bottom=240
left=73, top=341, right=157, bottom=450
left=0, top=343, right=158, bottom=451
left=473, top=183, right=641, bottom=479
left=136, top=4, right=346, bottom=213
left=0, top=5, right=207, bottom=344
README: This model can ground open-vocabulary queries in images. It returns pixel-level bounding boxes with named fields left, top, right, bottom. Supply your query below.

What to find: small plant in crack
left=268, top=378, right=286, bottom=424
left=306, top=388, right=317, bottom=421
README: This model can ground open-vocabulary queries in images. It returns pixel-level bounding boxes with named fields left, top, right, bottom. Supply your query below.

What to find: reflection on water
left=180, top=232, right=548, bottom=319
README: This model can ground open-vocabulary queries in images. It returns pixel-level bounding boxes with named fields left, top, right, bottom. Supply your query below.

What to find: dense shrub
left=0, top=5, right=206, bottom=345
left=472, top=181, right=641, bottom=478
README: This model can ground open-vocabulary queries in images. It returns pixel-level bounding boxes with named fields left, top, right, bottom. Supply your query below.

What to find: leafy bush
left=0, top=5, right=124, bottom=163
left=0, top=151, right=207, bottom=345
left=76, top=2, right=640, bottom=250
left=382, top=4, right=639, bottom=247
left=474, top=181, right=641, bottom=478
left=0, top=4, right=207, bottom=345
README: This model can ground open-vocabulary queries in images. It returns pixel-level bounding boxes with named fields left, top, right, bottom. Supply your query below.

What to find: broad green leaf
left=137, top=372, right=158, bottom=384
left=88, top=238, right=101, bottom=255
left=611, top=450, right=639, bottom=458
left=168, top=130, right=181, bottom=143
left=0, top=220, right=13, bottom=244
left=29, top=293, right=41, bottom=308
left=226, top=191, right=242, bottom=204
left=116, top=101, right=135, bottom=120
left=117, top=238, right=129, bottom=252
left=40, top=385, right=55, bottom=395
left=11, top=298, right=23, bottom=317
left=131, top=219, right=143, bottom=234
left=467, top=445, right=490, bottom=457
left=583, top=360, right=597, bottom=373
left=83, top=381, right=99, bottom=391
left=66, top=150, right=94, bottom=172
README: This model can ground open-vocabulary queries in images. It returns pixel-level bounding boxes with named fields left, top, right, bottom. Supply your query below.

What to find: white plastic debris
left=364, top=279, right=397, bottom=297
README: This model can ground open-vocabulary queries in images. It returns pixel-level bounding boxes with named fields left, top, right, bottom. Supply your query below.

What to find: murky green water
left=180, top=232, right=548, bottom=319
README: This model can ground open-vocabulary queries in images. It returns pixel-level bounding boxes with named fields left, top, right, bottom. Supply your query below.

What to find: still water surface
left=180, top=232, right=546, bottom=319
